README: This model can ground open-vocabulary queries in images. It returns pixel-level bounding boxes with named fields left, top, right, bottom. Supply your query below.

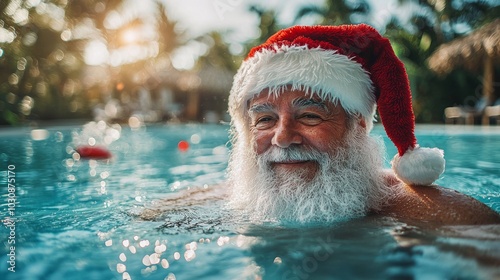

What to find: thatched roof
left=428, top=19, right=500, bottom=75
left=195, top=64, right=234, bottom=95
left=154, top=60, right=234, bottom=95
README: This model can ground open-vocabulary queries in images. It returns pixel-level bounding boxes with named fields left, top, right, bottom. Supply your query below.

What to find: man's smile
left=271, top=160, right=312, bottom=165
left=269, top=160, right=319, bottom=178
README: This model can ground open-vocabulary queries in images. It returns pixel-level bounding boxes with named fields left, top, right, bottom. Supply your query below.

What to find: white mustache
left=259, top=146, right=325, bottom=163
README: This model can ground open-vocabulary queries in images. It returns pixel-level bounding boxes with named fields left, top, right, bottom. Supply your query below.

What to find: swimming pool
left=1, top=123, right=499, bottom=279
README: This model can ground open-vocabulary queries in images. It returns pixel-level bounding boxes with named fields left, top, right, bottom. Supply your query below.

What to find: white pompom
left=391, top=146, right=445, bottom=186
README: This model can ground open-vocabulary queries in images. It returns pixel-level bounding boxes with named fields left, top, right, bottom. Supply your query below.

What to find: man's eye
left=254, top=116, right=275, bottom=129
left=302, top=114, right=320, bottom=119
left=298, top=114, right=323, bottom=125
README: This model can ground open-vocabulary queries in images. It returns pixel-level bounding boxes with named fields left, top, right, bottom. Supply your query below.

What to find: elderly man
left=226, top=24, right=500, bottom=225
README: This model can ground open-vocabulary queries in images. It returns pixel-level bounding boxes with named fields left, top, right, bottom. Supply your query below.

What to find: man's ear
left=358, top=117, right=367, bottom=129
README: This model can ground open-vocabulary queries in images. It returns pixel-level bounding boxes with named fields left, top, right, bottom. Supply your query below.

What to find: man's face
left=248, top=89, right=349, bottom=180
left=229, top=88, right=388, bottom=223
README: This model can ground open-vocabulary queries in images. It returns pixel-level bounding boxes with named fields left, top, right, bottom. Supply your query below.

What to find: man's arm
left=139, top=184, right=229, bottom=221
left=381, top=184, right=500, bottom=226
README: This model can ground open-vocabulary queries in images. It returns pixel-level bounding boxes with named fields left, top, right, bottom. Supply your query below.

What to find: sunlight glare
left=61, top=29, right=72, bottom=41
left=26, top=0, right=41, bottom=8
left=122, top=239, right=130, bottom=247
left=149, top=253, right=161, bottom=265
left=129, top=246, right=137, bottom=254
left=13, top=8, right=29, bottom=25
left=84, top=40, right=109, bottom=66
left=116, top=263, right=126, bottom=273
left=104, top=10, right=124, bottom=29
left=121, top=28, right=139, bottom=44
left=109, top=43, right=159, bottom=66
left=0, top=28, right=16, bottom=43
left=171, top=51, right=195, bottom=70
left=161, top=259, right=169, bottom=269
left=31, top=129, right=49, bottom=141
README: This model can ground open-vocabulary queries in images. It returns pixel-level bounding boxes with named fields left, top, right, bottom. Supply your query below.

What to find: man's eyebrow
left=292, top=97, right=330, bottom=112
left=248, top=102, right=275, bottom=113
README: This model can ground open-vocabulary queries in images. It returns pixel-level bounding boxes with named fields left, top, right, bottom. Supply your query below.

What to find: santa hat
left=228, top=24, right=445, bottom=186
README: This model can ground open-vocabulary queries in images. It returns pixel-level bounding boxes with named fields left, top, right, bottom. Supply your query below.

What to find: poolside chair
left=444, top=97, right=488, bottom=125
left=482, top=98, right=500, bottom=125
left=444, top=106, right=466, bottom=124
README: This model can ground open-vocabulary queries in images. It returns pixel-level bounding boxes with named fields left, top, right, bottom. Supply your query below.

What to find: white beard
left=227, top=125, right=392, bottom=224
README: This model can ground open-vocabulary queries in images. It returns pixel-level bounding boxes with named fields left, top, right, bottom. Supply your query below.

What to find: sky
left=96, top=0, right=410, bottom=69
left=161, top=0, right=404, bottom=40
left=163, top=0, right=409, bottom=69
left=123, top=0, right=407, bottom=43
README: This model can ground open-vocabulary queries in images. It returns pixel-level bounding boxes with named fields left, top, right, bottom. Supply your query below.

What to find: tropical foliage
left=385, top=0, right=500, bottom=122
left=1, top=0, right=499, bottom=125
left=292, top=0, right=499, bottom=122
left=0, top=0, right=183, bottom=125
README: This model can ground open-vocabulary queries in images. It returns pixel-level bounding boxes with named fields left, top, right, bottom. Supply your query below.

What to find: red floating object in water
left=76, top=146, right=112, bottom=159
left=178, top=140, right=189, bottom=152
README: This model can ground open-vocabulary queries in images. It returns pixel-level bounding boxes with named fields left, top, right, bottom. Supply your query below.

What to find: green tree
left=295, top=0, right=370, bottom=25
left=386, top=0, right=500, bottom=122
left=155, top=2, right=184, bottom=55
left=0, top=0, right=185, bottom=125
left=226, top=4, right=282, bottom=62
left=104, top=2, right=185, bottom=97
left=248, top=5, right=281, bottom=46
left=196, top=32, right=239, bottom=72
left=0, top=0, right=124, bottom=125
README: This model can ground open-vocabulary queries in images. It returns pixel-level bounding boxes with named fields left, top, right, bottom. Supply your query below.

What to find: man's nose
left=271, top=117, right=303, bottom=148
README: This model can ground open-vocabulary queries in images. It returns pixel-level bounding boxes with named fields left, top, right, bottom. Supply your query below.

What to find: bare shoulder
left=380, top=183, right=500, bottom=225
left=139, top=184, right=229, bottom=220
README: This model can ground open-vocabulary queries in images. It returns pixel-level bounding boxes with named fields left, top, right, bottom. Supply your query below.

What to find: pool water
left=1, top=123, right=499, bottom=280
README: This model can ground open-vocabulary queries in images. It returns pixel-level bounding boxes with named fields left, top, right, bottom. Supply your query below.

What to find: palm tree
left=0, top=0, right=124, bottom=125
left=385, top=0, right=500, bottom=122
left=196, top=32, right=239, bottom=73
left=0, top=0, right=188, bottom=125
left=245, top=5, right=282, bottom=48
left=295, top=0, right=370, bottom=25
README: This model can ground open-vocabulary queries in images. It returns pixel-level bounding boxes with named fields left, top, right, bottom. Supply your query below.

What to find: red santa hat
left=228, top=24, right=445, bottom=186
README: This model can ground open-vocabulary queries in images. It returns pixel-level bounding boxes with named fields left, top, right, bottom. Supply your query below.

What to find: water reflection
left=101, top=206, right=500, bottom=280
left=30, top=129, right=49, bottom=141
left=105, top=235, right=198, bottom=279
left=2, top=124, right=499, bottom=279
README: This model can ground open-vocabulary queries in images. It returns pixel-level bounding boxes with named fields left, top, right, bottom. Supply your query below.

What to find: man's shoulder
left=380, top=184, right=500, bottom=226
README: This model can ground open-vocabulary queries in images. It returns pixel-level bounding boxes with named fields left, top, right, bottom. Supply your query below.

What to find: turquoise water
left=0, top=123, right=499, bottom=279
